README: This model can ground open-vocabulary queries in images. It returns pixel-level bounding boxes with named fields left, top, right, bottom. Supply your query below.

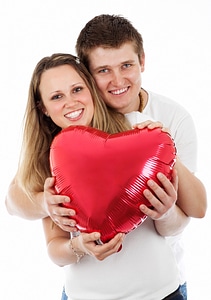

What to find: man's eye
left=98, top=69, right=108, bottom=73
left=123, top=63, right=132, bottom=69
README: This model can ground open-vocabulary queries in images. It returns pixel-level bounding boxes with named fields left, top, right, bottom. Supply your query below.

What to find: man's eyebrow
left=92, top=60, right=135, bottom=72
left=92, top=65, right=109, bottom=72
left=121, top=59, right=136, bottom=64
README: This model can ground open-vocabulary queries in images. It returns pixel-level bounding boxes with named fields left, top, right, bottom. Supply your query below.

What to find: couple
left=6, top=14, right=206, bottom=300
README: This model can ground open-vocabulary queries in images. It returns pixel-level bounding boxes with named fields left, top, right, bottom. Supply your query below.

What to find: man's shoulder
left=147, top=90, right=189, bottom=114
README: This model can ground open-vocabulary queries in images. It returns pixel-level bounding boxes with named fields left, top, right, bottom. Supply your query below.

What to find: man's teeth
left=111, top=88, right=127, bottom=95
left=66, top=109, right=82, bottom=119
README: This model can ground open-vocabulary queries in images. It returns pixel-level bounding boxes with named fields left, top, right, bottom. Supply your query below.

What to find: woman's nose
left=65, top=94, right=78, bottom=106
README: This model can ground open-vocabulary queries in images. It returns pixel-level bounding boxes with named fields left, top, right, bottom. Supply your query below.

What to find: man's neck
left=140, top=88, right=148, bottom=111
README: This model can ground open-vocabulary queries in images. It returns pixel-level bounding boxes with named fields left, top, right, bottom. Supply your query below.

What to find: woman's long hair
left=16, top=53, right=131, bottom=198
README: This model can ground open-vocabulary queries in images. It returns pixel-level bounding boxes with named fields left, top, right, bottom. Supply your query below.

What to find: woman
left=17, top=53, right=132, bottom=198
left=15, top=53, right=184, bottom=299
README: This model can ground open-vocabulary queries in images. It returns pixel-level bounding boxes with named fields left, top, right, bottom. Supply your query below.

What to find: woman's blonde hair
left=17, top=53, right=131, bottom=198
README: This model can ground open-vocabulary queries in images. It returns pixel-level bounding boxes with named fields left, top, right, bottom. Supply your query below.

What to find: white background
left=1, top=1, right=210, bottom=299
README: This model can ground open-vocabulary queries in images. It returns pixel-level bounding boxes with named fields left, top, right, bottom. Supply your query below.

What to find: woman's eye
left=52, top=94, right=62, bottom=100
left=73, top=87, right=82, bottom=93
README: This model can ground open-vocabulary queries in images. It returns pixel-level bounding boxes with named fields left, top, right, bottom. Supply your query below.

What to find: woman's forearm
left=42, top=217, right=84, bottom=266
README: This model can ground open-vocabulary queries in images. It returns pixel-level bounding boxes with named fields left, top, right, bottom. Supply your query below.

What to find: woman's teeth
left=65, top=109, right=83, bottom=119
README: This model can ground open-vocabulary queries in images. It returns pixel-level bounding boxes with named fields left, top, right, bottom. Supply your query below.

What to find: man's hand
left=139, top=169, right=178, bottom=220
left=133, top=120, right=169, bottom=133
left=139, top=170, right=190, bottom=236
left=43, top=177, right=77, bottom=232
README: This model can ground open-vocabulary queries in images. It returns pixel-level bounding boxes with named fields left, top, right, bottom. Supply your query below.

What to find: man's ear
left=140, top=52, right=145, bottom=72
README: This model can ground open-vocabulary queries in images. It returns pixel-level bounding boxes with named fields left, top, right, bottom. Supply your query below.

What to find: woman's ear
left=44, top=111, right=50, bottom=117
left=42, top=107, right=49, bottom=117
left=37, top=101, right=49, bottom=116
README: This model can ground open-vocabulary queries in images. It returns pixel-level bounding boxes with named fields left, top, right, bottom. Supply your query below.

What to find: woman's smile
left=64, top=108, right=84, bottom=121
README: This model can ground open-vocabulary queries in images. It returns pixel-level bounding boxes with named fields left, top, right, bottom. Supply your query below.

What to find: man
left=74, top=14, right=207, bottom=299
left=6, top=14, right=206, bottom=300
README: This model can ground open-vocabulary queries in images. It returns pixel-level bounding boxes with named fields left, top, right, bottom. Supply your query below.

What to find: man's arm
left=154, top=203, right=191, bottom=237
left=140, top=158, right=207, bottom=236
left=140, top=170, right=190, bottom=236
left=5, top=177, right=76, bottom=233
left=5, top=178, right=47, bottom=219
left=174, top=159, right=207, bottom=218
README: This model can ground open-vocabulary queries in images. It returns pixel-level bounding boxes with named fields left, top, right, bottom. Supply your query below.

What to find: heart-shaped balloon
left=50, top=126, right=176, bottom=243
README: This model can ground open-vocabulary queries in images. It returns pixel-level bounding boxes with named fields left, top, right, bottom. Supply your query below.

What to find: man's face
left=88, top=42, right=145, bottom=114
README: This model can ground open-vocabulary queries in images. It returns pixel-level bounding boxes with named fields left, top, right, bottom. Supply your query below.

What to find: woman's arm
left=42, top=217, right=79, bottom=266
left=42, top=217, right=125, bottom=266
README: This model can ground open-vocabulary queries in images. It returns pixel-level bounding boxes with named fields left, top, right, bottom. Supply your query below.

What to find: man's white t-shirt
left=126, top=90, right=197, bottom=285
left=64, top=91, right=196, bottom=298
left=64, top=91, right=197, bottom=299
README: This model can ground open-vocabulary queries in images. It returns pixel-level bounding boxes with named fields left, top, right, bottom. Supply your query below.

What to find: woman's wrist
left=69, top=232, right=86, bottom=263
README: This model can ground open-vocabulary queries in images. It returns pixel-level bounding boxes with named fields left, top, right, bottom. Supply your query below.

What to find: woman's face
left=39, top=64, right=94, bottom=129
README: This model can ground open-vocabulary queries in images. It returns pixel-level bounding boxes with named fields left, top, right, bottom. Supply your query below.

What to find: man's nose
left=110, top=70, right=124, bottom=86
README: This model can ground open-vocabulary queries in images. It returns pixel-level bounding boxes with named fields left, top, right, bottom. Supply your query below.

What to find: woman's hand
left=74, top=232, right=125, bottom=261
left=43, top=177, right=77, bottom=232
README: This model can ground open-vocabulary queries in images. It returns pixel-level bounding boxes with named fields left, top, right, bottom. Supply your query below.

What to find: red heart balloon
left=50, top=126, right=176, bottom=243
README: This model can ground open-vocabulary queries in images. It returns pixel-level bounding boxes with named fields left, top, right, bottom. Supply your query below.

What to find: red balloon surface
left=50, top=125, right=176, bottom=243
